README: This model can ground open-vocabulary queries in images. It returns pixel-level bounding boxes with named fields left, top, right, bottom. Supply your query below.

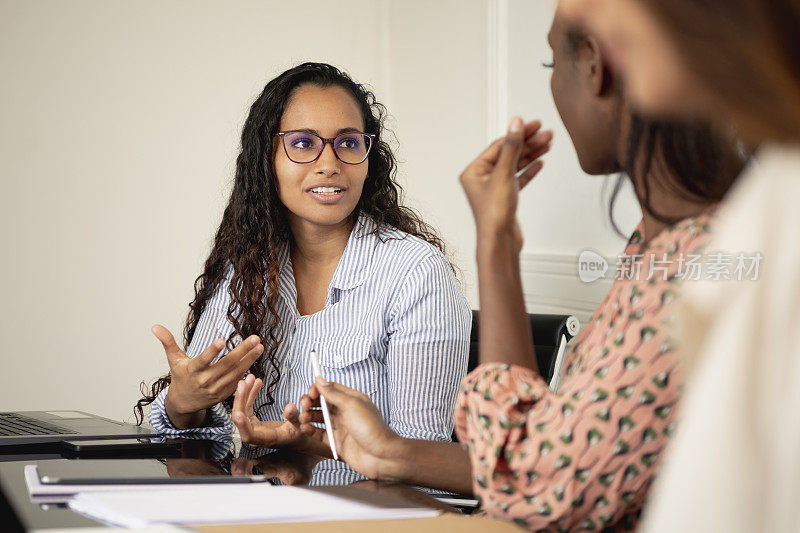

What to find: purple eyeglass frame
left=276, top=130, right=376, bottom=165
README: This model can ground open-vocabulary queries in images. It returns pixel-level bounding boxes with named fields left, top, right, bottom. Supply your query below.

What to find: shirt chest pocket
left=314, top=335, right=377, bottom=395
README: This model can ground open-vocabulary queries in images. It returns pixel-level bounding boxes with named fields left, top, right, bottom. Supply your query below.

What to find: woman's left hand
left=459, top=117, right=552, bottom=251
left=231, top=374, right=329, bottom=455
left=230, top=451, right=322, bottom=486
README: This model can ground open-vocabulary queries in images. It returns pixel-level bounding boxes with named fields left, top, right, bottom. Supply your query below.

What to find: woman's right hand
left=151, top=324, right=263, bottom=428
left=298, top=380, right=404, bottom=481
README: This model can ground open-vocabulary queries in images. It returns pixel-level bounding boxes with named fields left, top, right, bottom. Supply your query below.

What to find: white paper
left=68, top=484, right=440, bottom=528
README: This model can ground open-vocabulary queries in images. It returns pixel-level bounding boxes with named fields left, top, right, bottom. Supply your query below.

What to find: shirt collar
left=328, top=213, right=378, bottom=291
left=276, top=213, right=378, bottom=310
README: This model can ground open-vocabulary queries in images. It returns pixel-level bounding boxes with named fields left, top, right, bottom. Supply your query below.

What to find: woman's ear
left=585, top=35, right=614, bottom=97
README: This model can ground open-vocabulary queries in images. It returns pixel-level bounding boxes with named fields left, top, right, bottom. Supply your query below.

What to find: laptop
left=0, top=411, right=159, bottom=446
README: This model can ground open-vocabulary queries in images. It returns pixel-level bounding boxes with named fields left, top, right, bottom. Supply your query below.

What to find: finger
left=494, top=116, right=525, bottom=180
left=517, top=160, right=545, bottom=191
left=308, top=384, right=320, bottom=400
left=228, top=343, right=264, bottom=377
left=191, top=338, right=226, bottom=369
left=299, top=420, right=329, bottom=442
left=231, top=406, right=254, bottom=441
left=284, top=403, right=300, bottom=425
left=516, top=133, right=553, bottom=174
left=472, top=121, right=543, bottom=171
left=522, top=119, right=543, bottom=140
left=245, top=377, right=262, bottom=416
left=521, top=129, right=553, bottom=157
left=211, top=342, right=263, bottom=382
left=232, top=379, right=251, bottom=419
left=151, top=325, right=185, bottom=367
left=300, top=394, right=320, bottom=414
left=314, top=378, right=365, bottom=405
left=517, top=142, right=552, bottom=171
left=230, top=459, right=255, bottom=476
left=474, top=135, right=508, bottom=166
left=214, top=335, right=261, bottom=372
left=524, top=130, right=553, bottom=155
left=299, top=409, right=325, bottom=425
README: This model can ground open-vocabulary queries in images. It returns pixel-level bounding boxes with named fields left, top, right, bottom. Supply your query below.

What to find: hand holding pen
left=309, top=349, right=339, bottom=460
left=299, top=378, right=403, bottom=480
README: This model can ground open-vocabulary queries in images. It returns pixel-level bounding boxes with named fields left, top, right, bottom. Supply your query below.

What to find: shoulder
left=631, top=206, right=719, bottom=260
left=379, top=226, right=446, bottom=264
left=360, top=216, right=450, bottom=274
left=202, top=262, right=234, bottom=312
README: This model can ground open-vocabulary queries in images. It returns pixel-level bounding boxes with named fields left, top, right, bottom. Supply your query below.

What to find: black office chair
left=0, top=481, right=24, bottom=533
left=468, top=310, right=580, bottom=389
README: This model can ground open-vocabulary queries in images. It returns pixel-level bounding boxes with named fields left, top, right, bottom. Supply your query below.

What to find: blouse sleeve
left=147, top=274, right=237, bottom=437
left=386, top=253, right=471, bottom=441
left=454, top=310, right=680, bottom=530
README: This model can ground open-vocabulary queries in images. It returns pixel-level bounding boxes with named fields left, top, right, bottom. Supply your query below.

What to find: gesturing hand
left=459, top=117, right=552, bottom=251
left=299, top=379, right=402, bottom=480
left=152, top=324, right=263, bottom=422
left=230, top=450, right=322, bottom=486
left=231, top=374, right=329, bottom=455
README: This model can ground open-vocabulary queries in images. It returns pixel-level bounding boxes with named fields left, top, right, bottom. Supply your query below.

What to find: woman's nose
left=314, top=142, right=341, bottom=174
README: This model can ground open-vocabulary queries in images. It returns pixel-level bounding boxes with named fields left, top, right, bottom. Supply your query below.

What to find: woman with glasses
left=135, top=62, right=471, bottom=482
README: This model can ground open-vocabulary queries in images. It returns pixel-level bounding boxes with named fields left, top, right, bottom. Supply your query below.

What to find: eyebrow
left=290, top=127, right=364, bottom=135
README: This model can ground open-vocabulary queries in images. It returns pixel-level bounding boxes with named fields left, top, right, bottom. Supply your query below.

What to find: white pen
left=309, top=349, right=339, bottom=460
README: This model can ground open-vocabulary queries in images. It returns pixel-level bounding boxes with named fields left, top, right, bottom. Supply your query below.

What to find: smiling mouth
left=309, top=186, right=344, bottom=195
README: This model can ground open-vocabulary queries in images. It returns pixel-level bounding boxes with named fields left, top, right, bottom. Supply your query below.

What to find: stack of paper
left=68, top=484, right=441, bottom=528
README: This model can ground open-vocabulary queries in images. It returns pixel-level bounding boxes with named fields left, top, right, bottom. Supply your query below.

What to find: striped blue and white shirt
left=149, top=215, right=470, bottom=482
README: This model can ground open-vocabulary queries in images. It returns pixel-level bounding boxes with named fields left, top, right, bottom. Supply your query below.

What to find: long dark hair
left=135, top=62, right=445, bottom=423
left=607, top=113, right=747, bottom=236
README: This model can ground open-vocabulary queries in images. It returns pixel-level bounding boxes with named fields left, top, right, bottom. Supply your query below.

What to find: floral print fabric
left=454, top=211, right=715, bottom=532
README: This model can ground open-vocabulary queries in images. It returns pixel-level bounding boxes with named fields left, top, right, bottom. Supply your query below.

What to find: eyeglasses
left=276, top=130, right=376, bottom=165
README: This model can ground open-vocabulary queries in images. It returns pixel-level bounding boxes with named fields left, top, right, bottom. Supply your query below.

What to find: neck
left=613, top=113, right=711, bottom=245
left=288, top=214, right=355, bottom=267
left=635, top=162, right=711, bottom=245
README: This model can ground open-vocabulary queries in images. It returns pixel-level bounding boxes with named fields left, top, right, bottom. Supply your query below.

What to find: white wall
left=0, top=0, right=388, bottom=421
left=382, top=0, right=488, bottom=308
left=505, top=0, right=640, bottom=255
left=0, top=0, right=636, bottom=422
left=500, top=0, right=640, bottom=323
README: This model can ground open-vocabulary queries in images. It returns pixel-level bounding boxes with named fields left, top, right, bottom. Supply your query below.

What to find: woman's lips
left=307, top=186, right=347, bottom=204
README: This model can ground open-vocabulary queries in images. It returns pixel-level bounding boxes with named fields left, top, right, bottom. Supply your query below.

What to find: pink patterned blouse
left=454, top=210, right=715, bottom=532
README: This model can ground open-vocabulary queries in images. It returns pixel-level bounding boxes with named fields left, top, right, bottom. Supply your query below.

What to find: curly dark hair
left=135, top=62, right=446, bottom=424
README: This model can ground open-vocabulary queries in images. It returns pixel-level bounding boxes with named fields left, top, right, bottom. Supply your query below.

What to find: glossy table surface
left=0, top=437, right=462, bottom=530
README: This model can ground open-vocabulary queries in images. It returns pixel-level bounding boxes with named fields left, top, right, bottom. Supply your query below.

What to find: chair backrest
left=468, top=310, right=580, bottom=387
left=452, top=311, right=581, bottom=443
left=0, top=480, right=24, bottom=532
